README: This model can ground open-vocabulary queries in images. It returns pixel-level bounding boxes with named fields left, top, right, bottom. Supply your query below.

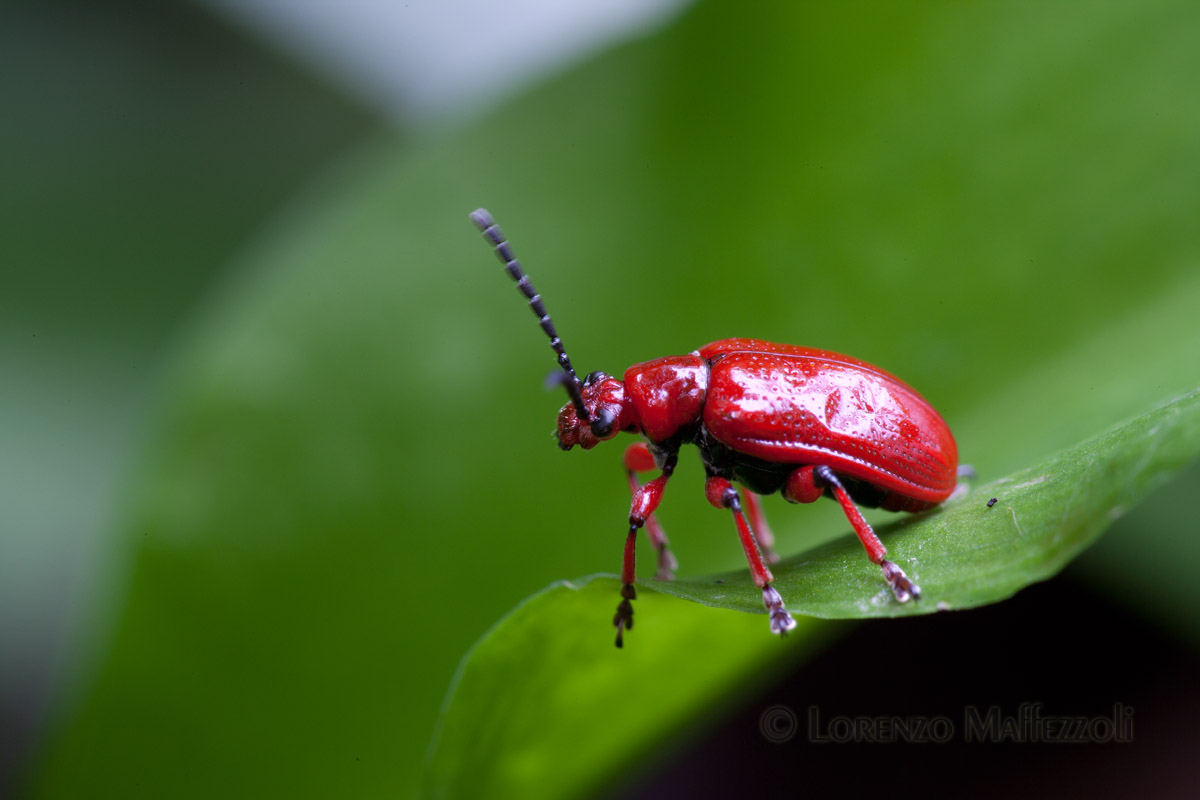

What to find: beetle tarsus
left=880, top=559, right=921, bottom=602
left=763, top=585, right=797, bottom=635
left=613, top=583, right=636, bottom=648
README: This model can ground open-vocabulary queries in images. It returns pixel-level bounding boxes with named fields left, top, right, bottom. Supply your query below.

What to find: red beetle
left=470, top=209, right=958, bottom=647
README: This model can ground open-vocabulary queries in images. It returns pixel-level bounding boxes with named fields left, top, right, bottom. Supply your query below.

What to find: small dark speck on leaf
left=987, top=497, right=997, bottom=508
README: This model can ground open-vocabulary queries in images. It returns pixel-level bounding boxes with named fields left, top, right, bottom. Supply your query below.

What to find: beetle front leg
left=784, top=465, right=920, bottom=602
left=624, top=442, right=678, bottom=580
left=704, top=476, right=797, bottom=635
left=615, top=451, right=678, bottom=648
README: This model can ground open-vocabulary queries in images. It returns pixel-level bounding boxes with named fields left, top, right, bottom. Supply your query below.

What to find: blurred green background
left=4, top=0, right=1199, bottom=797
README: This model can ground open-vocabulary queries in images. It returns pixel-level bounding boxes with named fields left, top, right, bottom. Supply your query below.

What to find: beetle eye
left=589, top=406, right=617, bottom=439
left=583, top=370, right=610, bottom=387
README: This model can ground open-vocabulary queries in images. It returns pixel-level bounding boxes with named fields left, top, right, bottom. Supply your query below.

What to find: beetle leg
left=624, top=442, right=678, bottom=580
left=785, top=465, right=920, bottom=603
left=741, top=491, right=779, bottom=564
left=949, top=464, right=976, bottom=501
left=615, top=451, right=678, bottom=648
left=704, top=476, right=797, bottom=635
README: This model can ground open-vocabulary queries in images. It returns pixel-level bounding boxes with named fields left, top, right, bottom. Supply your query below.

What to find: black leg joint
left=814, top=465, right=841, bottom=490
left=722, top=486, right=741, bottom=512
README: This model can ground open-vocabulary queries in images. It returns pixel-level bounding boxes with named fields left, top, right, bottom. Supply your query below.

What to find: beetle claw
left=613, top=606, right=633, bottom=648
left=770, top=609, right=797, bottom=635
left=881, top=559, right=921, bottom=603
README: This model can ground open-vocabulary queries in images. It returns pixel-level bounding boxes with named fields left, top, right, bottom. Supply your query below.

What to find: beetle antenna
left=547, top=371, right=588, bottom=418
left=470, top=208, right=590, bottom=422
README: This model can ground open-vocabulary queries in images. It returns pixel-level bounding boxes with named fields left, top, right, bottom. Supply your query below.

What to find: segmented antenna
left=470, top=208, right=590, bottom=423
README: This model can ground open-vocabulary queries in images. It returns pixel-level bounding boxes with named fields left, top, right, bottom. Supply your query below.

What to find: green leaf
left=423, top=390, right=1200, bottom=799
left=658, top=389, right=1200, bottom=617
left=1074, top=456, right=1200, bottom=640
left=423, top=579, right=832, bottom=800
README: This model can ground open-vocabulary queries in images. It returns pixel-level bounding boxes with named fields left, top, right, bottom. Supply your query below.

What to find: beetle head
left=470, top=209, right=638, bottom=450
left=555, top=371, right=637, bottom=450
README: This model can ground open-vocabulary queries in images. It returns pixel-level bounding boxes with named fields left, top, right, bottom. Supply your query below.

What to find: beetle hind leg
left=704, top=475, right=797, bottom=635
left=784, top=465, right=921, bottom=603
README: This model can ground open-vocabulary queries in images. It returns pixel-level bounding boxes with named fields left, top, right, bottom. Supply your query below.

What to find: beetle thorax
left=623, top=354, right=709, bottom=444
